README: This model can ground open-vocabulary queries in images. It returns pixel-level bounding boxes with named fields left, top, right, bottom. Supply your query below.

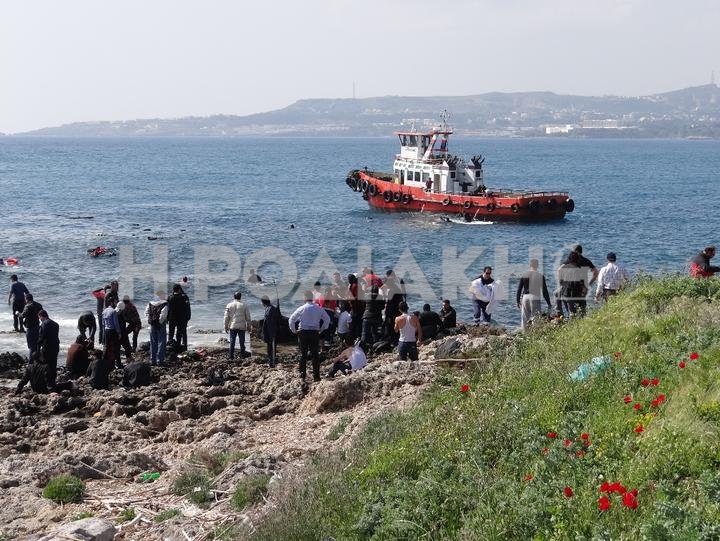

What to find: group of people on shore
left=5, top=244, right=719, bottom=393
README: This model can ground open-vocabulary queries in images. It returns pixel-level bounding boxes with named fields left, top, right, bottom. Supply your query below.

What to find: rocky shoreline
left=0, top=326, right=508, bottom=540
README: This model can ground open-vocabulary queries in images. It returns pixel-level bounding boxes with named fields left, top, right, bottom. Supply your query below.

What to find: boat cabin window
left=450, top=171, right=456, bottom=179
left=409, top=135, right=418, bottom=146
left=475, top=170, right=482, bottom=178
left=414, top=171, right=421, bottom=182
left=399, top=170, right=405, bottom=183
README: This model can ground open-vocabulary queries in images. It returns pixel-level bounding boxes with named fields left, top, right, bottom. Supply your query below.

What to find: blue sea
left=1, top=136, right=719, bottom=354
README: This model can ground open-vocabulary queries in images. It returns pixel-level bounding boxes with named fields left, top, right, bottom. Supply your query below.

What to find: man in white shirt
left=336, top=302, right=353, bottom=346
left=288, top=290, right=331, bottom=381
left=595, top=252, right=630, bottom=302
left=326, top=340, right=367, bottom=378
left=224, top=291, right=251, bottom=360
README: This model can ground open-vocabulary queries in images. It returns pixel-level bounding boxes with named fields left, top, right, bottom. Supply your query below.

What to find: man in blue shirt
left=7, top=275, right=29, bottom=332
left=288, top=291, right=331, bottom=382
left=102, top=296, right=123, bottom=369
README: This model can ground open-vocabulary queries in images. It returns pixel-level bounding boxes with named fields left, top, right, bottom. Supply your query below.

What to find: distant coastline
left=12, top=83, right=720, bottom=139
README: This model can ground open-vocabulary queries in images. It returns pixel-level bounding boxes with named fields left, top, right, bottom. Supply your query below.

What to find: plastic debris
left=568, top=355, right=612, bottom=381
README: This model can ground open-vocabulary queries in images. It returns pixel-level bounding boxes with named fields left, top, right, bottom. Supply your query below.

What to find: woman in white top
left=394, top=301, right=422, bottom=361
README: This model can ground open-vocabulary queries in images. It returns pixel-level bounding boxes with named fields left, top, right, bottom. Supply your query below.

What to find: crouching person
left=326, top=340, right=368, bottom=378
left=16, top=353, right=74, bottom=395
left=122, top=361, right=151, bottom=388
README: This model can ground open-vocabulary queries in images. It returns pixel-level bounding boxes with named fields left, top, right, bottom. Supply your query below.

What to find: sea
left=1, top=136, right=719, bottom=355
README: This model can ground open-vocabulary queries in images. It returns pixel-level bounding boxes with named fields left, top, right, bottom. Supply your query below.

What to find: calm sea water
left=1, top=136, right=719, bottom=354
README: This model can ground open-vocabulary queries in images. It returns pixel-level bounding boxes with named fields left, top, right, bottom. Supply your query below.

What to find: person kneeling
left=16, top=353, right=74, bottom=395
left=326, top=340, right=367, bottom=378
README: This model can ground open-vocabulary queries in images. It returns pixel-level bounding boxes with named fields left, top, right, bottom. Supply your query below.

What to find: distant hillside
left=18, top=84, right=720, bottom=138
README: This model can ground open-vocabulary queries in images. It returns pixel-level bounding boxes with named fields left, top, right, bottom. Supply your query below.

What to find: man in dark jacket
left=19, top=293, right=43, bottom=358
left=66, top=335, right=91, bottom=377
left=439, top=300, right=457, bottom=329
left=361, top=284, right=384, bottom=346
left=7, top=274, right=29, bottom=332
left=689, top=246, right=720, bottom=278
left=261, top=296, right=280, bottom=367
left=77, top=311, right=97, bottom=345
left=38, top=310, right=60, bottom=385
left=419, top=303, right=443, bottom=340
left=167, top=284, right=191, bottom=351
left=15, top=355, right=74, bottom=395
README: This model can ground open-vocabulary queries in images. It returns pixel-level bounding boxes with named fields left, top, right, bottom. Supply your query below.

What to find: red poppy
left=633, top=403, right=641, bottom=411
left=598, top=495, right=611, bottom=511
left=611, top=482, right=627, bottom=494
left=690, top=351, right=699, bottom=360
left=623, top=395, right=633, bottom=403
left=575, top=450, right=586, bottom=458
left=565, top=439, right=572, bottom=448
left=581, top=432, right=589, bottom=440
left=600, top=482, right=612, bottom=493
left=547, top=431, right=557, bottom=439
left=524, top=473, right=534, bottom=481
left=460, top=384, right=470, bottom=393
left=651, top=399, right=660, bottom=408
left=622, top=491, right=638, bottom=509
left=564, top=486, right=574, bottom=497
left=584, top=439, right=591, bottom=448
left=651, top=378, right=659, bottom=386
left=613, top=351, right=622, bottom=359
left=542, top=447, right=549, bottom=456
left=641, top=379, right=650, bottom=387
left=657, top=394, right=666, bottom=403
left=630, top=488, right=639, bottom=497
left=634, top=424, right=644, bottom=434
left=679, top=361, right=686, bottom=369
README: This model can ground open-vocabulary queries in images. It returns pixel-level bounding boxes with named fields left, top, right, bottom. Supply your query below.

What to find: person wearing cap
left=288, top=290, right=331, bottom=381
left=261, top=295, right=280, bottom=367
left=224, top=291, right=251, bottom=360
left=595, top=252, right=630, bottom=302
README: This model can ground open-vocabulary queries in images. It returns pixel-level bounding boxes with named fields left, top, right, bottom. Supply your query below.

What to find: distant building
left=581, top=119, right=619, bottom=129
left=545, top=124, right=574, bottom=135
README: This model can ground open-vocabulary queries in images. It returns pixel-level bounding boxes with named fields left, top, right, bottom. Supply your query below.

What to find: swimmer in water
left=289, top=224, right=295, bottom=229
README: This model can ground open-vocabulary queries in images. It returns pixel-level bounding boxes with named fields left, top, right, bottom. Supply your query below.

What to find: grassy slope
left=254, top=278, right=720, bottom=540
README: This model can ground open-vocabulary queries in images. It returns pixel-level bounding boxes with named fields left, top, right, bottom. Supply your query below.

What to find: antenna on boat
left=440, top=109, right=450, bottom=130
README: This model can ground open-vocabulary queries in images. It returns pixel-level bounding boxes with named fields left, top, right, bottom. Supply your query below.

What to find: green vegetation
left=253, top=277, right=720, bottom=540
left=117, top=507, right=136, bottom=523
left=231, top=474, right=271, bottom=511
left=190, top=450, right=250, bottom=476
left=327, top=415, right=354, bottom=441
left=172, top=472, right=214, bottom=506
left=154, top=508, right=181, bottom=523
left=42, top=474, right=85, bottom=504
left=71, top=511, right=94, bottom=520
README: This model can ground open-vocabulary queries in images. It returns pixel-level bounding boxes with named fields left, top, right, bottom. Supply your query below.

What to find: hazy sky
left=1, top=0, right=718, bottom=133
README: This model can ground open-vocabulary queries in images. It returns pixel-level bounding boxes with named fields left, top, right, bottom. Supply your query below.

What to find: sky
left=1, top=0, right=719, bottom=133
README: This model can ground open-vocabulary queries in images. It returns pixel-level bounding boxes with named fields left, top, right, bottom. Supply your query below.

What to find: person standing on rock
left=167, top=284, right=191, bottom=352
left=288, top=290, right=331, bottom=382
left=19, top=293, right=43, bottom=358
left=7, top=274, right=29, bottom=332
left=595, top=252, right=630, bottom=302
left=224, top=291, right=251, bottom=360
left=261, top=295, right=280, bottom=368
left=394, top=301, right=422, bottom=362
left=146, top=293, right=169, bottom=366
left=469, top=266, right=495, bottom=325
left=102, top=296, right=124, bottom=370
left=516, top=259, right=552, bottom=330
left=117, top=295, right=142, bottom=353
left=91, top=284, right=109, bottom=344
left=37, top=309, right=60, bottom=386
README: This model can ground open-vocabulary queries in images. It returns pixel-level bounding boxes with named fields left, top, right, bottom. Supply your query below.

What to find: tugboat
left=345, top=114, right=574, bottom=221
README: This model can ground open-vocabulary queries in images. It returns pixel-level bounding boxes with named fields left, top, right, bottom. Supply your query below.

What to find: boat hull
left=349, top=171, right=572, bottom=222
